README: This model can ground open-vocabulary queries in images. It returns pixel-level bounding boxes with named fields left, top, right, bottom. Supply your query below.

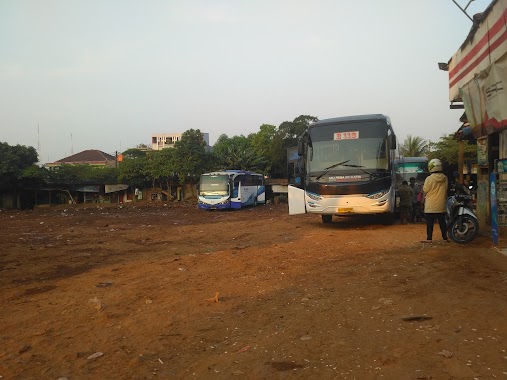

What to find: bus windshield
left=199, top=175, right=229, bottom=195
left=395, top=159, right=429, bottom=187
left=307, top=123, right=389, bottom=175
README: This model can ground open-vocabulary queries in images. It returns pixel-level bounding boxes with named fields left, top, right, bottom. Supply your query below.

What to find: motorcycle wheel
left=449, top=215, right=479, bottom=244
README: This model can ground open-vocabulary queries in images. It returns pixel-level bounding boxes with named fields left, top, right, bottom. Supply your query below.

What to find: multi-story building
left=151, top=132, right=210, bottom=151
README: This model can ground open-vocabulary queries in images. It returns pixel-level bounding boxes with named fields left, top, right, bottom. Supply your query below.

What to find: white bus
left=394, top=157, right=429, bottom=189
left=288, top=114, right=398, bottom=223
left=198, top=170, right=266, bottom=210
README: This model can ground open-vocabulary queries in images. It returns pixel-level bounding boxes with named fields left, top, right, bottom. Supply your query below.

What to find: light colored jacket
left=423, top=173, right=448, bottom=213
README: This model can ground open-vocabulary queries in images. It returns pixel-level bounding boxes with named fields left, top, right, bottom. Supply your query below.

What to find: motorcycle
left=446, top=184, right=479, bottom=244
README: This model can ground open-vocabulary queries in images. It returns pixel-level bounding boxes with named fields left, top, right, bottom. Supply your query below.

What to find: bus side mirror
left=297, top=139, right=304, bottom=156
left=390, top=135, right=397, bottom=149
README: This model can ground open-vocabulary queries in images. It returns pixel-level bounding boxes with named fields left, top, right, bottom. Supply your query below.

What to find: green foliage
left=0, top=142, right=39, bottom=190
left=221, top=145, right=267, bottom=172
left=21, top=165, right=49, bottom=188
left=211, top=116, right=317, bottom=178
left=117, top=157, right=149, bottom=188
left=122, top=148, right=148, bottom=159
left=277, top=115, right=318, bottom=146
left=47, top=165, right=119, bottom=186
left=212, top=134, right=266, bottom=172
left=173, top=129, right=209, bottom=183
left=213, top=134, right=250, bottom=161
left=427, top=135, right=477, bottom=165
left=270, top=115, right=318, bottom=177
left=400, top=135, right=429, bottom=157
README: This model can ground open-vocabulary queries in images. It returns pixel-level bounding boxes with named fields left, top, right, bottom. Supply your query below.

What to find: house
left=45, top=149, right=118, bottom=168
left=44, top=149, right=131, bottom=205
left=444, top=0, right=507, bottom=240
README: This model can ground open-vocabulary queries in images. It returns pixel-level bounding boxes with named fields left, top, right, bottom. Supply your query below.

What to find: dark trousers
left=412, top=202, right=420, bottom=221
left=425, top=212, right=447, bottom=241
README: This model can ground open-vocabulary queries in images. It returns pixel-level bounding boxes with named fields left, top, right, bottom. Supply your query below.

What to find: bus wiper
left=338, top=164, right=378, bottom=178
left=316, top=160, right=350, bottom=180
left=316, top=160, right=380, bottom=181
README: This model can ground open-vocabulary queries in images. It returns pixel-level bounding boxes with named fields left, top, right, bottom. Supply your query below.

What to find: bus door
left=230, top=180, right=241, bottom=208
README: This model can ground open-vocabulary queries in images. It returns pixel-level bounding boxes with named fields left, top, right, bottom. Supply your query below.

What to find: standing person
left=409, top=177, right=421, bottom=222
left=422, top=158, right=449, bottom=243
left=397, top=180, right=413, bottom=224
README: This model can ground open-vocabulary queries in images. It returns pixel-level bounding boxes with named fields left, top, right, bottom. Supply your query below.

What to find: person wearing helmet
left=422, top=158, right=449, bottom=243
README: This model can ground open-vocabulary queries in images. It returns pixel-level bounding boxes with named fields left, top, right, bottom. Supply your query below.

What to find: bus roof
left=312, top=114, right=391, bottom=127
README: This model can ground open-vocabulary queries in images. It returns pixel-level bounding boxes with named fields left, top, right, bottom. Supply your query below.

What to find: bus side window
left=232, top=181, right=239, bottom=198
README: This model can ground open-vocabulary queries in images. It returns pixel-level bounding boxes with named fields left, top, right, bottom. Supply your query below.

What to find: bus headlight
left=306, top=191, right=323, bottom=201
left=366, top=189, right=389, bottom=200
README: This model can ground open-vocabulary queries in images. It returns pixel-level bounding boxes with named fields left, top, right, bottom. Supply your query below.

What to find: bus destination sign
left=334, top=131, right=359, bottom=140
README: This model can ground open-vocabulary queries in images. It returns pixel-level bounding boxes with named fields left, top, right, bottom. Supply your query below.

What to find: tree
left=400, top=135, right=429, bottom=157
left=47, top=165, right=118, bottom=186
left=221, top=144, right=267, bottom=172
left=212, top=134, right=250, bottom=162
left=212, top=134, right=266, bottom=172
left=0, top=142, right=39, bottom=190
left=117, top=157, right=148, bottom=188
left=173, top=129, right=209, bottom=183
left=145, top=148, right=179, bottom=190
left=248, top=124, right=276, bottom=173
left=276, top=115, right=318, bottom=148
left=428, top=134, right=477, bottom=165
left=269, top=115, right=318, bottom=177
left=122, top=148, right=148, bottom=159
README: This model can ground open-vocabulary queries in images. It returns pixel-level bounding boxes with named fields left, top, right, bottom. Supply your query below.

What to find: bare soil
left=1, top=202, right=507, bottom=380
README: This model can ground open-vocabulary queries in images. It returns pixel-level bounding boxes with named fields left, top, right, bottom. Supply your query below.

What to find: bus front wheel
left=322, top=215, right=333, bottom=223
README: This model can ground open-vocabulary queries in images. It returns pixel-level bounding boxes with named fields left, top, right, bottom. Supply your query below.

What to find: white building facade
left=151, top=132, right=210, bottom=151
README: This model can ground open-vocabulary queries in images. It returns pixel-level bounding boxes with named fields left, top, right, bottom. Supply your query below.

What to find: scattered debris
left=89, top=297, right=105, bottom=312
left=237, top=345, right=251, bottom=353
left=206, top=292, right=219, bottom=303
left=438, top=350, right=453, bottom=358
left=18, top=345, right=31, bottom=354
left=87, top=352, right=104, bottom=360
left=379, top=298, right=393, bottom=305
left=401, top=315, right=433, bottom=322
left=95, top=281, right=113, bottom=288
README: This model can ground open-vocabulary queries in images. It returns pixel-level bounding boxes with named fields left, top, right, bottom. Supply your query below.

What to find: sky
left=0, top=0, right=493, bottom=164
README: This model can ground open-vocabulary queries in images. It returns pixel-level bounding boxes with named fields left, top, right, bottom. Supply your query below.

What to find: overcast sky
left=1, top=0, right=491, bottom=164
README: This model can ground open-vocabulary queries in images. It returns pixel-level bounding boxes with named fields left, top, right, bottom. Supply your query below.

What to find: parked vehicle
left=446, top=184, right=479, bottom=244
left=394, top=156, right=429, bottom=191
left=198, top=170, right=265, bottom=210
left=288, top=114, right=397, bottom=224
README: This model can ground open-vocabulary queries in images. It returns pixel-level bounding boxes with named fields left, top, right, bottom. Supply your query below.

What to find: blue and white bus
left=198, top=170, right=266, bottom=210
left=288, top=114, right=398, bottom=223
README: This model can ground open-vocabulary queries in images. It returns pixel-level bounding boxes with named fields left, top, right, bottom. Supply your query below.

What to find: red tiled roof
left=56, top=150, right=116, bottom=164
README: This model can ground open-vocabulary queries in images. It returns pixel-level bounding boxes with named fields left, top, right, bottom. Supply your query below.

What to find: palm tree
left=400, top=135, right=429, bottom=157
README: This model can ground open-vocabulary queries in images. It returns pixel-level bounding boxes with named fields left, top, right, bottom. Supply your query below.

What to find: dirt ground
left=1, top=201, right=507, bottom=380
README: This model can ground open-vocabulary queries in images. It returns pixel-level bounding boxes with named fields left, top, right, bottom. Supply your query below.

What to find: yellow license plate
left=338, top=207, right=353, bottom=213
